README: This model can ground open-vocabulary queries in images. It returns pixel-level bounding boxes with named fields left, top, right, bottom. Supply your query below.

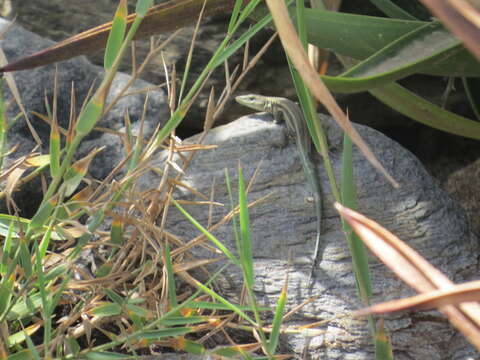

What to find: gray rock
left=445, top=157, right=480, bottom=237
left=140, top=113, right=479, bottom=359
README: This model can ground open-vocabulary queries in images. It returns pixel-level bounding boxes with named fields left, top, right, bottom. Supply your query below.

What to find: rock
left=445, top=158, right=480, bottom=237
left=0, top=18, right=169, bottom=212
left=140, top=113, right=479, bottom=359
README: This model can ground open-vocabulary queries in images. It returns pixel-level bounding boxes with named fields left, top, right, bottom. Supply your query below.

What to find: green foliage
left=296, top=4, right=480, bottom=138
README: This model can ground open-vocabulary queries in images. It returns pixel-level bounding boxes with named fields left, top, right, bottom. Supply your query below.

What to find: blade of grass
left=171, top=199, right=239, bottom=266
left=104, top=0, right=128, bottom=70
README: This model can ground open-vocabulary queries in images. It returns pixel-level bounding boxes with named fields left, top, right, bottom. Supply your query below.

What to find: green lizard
left=236, top=94, right=323, bottom=283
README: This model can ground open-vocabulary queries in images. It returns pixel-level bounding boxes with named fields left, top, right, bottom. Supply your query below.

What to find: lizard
left=236, top=94, right=323, bottom=283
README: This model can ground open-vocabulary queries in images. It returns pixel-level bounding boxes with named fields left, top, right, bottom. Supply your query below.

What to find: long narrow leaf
left=238, top=166, right=253, bottom=287
left=104, top=0, right=128, bottom=70
left=172, top=199, right=239, bottom=266
left=323, top=22, right=466, bottom=93
left=370, top=82, right=480, bottom=139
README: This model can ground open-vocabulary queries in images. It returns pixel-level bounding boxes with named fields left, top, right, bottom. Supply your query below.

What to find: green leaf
left=323, top=21, right=466, bottom=93
left=6, top=292, right=42, bottom=321
left=172, top=199, right=239, bottom=266
left=303, top=8, right=424, bottom=60
left=95, top=262, right=113, bottom=278
left=163, top=242, right=177, bottom=308
left=44, top=264, right=69, bottom=282
left=135, top=0, right=154, bottom=18
left=104, top=289, right=125, bottom=306
left=66, top=336, right=81, bottom=357
left=162, top=316, right=211, bottom=326
left=7, top=349, right=35, bottom=360
left=90, top=302, right=122, bottom=317
left=267, top=280, right=286, bottom=354
left=187, top=300, right=268, bottom=312
left=30, top=194, right=58, bottom=230
left=75, top=96, right=104, bottom=136
left=62, top=150, right=99, bottom=197
left=182, top=340, right=205, bottom=355
left=0, top=220, right=14, bottom=274
left=374, top=319, right=394, bottom=359
left=110, top=217, right=124, bottom=246
left=238, top=166, right=253, bottom=288
left=303, top=8, right=480, bottom=77
left=84, top=352, right=136, bottom=360
left=341, top=134, right=373, bottom=302
left=137, top=327, right=192, bottom=340
left=104, top=0, right=128, bottom=70
left=0, top=274, right=14, bottom=318
left=370, top=82, right=480, bottom=139
left=49, top=114, right=60, bottom=178
left=125, top=303, right=152, bottom=319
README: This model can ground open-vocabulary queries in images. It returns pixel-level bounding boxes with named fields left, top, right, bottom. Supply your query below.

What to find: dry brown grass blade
left=357, top=280, right=480, bottom=315
left=264, top=0, right=399, bottom=188
left=0, top=0, right=242, bottom=73
left=335, top=203, right=480, bottom=350
left=419, top=0, right=480, bottom=61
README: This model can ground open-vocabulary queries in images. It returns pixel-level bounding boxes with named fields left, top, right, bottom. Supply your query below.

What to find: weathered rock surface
left=446, top=158, right=480, bottom=237
left=140, top=113, right=479, bottom=359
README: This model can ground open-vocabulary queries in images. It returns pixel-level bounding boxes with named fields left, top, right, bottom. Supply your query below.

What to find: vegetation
left=0, top=0, right=479, bottom=358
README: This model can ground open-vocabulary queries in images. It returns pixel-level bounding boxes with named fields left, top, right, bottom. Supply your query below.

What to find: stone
left=140, top=112, right=479, bottom=359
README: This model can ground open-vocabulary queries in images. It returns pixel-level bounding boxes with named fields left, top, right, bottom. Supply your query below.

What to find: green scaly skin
left=236, top=94, right=323, bottom=284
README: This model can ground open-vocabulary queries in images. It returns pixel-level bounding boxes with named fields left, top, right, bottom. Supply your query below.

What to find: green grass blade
left=84, top=351, right=137, bottom=359
left=238, top=166, right=253, bottom=287
left=75, top=95, right=105, bottom=136
left=172, top=199, right=239, bottom=266
left=104, top=0, right=128, bottom=70
left=18, top=237, right=32, bottom=277
left=227, top=0, right=244, bottom=33
left=140, top=327, right=194, bottom=338
left=0, top=220, right=14, bottom=274
left=90, top=302, right=122, bottom=317
left=62, top=150, right=98, bottom=197
left=29, top=194, right=58, bottom=230
left=188, top=301, right=268, bottom=312
left=7, top=349, right=35, bottom=360
left=6, top=292, right=42, bottom=321
left=0, top=274, right=14, bottom=319
left=193, top=279, right=256, bottom=327
left=49, top=112, right=60, bottom=178
left=110, top=217, right=124, bottom=247
left=340, top=134, right=376, bottom=339
left=135, top=0, right=154, bottom=17
left=164, top=241, right=178, bottom=308
left=374, top=319, right=394, bottom=360
left=105, top=289, right=125, bottom=306
left=224, top=169, right=241, bottom=259
left=267, top=278, right=287, bottom=354
left=0, top=78, right=7, bottom=171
